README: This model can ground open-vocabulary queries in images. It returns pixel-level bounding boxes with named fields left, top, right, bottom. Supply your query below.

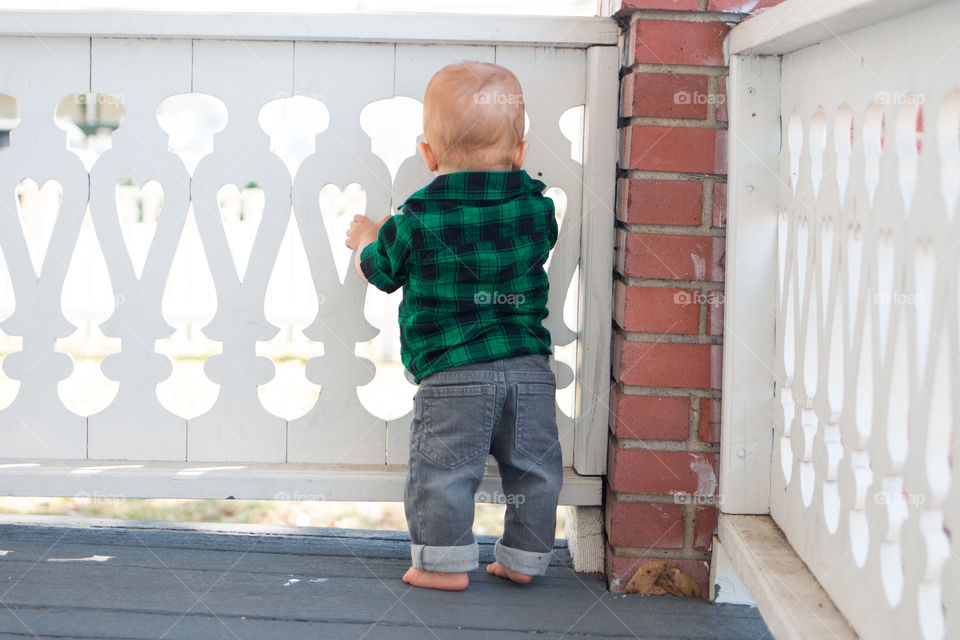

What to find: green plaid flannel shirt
left=359, top=170, right=558, bottom=383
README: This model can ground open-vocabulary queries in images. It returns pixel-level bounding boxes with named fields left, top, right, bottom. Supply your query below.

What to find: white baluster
left=288, top=42, right=394, bottom=464
left=87, top=38, right=192, bottom=461
left=187, top=40, right=293, bottom=462
left=0, top=38, right=90, bottom=458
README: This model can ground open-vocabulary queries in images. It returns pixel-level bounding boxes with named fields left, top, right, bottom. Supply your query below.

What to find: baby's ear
left=512, top=140, right=530, bottom=170
left=418, top=141, right=439, bottom=173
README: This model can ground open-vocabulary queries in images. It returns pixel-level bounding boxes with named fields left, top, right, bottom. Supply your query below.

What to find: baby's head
left=419, top=62, right=529, bottom=174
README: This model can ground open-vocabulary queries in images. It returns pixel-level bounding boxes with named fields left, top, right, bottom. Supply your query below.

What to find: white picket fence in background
left=0, top=11, right=618, bottom=506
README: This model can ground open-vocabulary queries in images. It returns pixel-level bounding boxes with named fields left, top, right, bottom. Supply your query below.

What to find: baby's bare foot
left=486, top=561, right=533, bottom=584
left=402, top=566, right=469, bottom=591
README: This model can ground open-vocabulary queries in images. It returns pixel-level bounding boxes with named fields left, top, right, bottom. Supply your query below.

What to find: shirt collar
left=400, top=170, right=547, bottom=209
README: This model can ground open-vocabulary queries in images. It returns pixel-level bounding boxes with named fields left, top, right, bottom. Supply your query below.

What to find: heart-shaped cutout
left=217, top=183, right=265, bottom=282
left=115, top=178, right=164, bottom=280
left=319, top=183, right=366, bottom=285
left=15, top=178, right=63, bottom=278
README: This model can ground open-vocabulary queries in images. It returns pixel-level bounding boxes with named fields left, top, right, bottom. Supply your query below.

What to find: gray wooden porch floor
left=0, top=515, right=773, bottom=639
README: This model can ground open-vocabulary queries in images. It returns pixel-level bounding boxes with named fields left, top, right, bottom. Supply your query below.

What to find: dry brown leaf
left=656, top=564, right=702, bottom=598
left=623, top=559, right=702, bottom=598
left=624, top=560, right=673, bottom=595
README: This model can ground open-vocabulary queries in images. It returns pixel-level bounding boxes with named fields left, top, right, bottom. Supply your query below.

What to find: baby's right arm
left=346, top=215, right=387, bottom=282
left=353, top=214, right=412, bottom=294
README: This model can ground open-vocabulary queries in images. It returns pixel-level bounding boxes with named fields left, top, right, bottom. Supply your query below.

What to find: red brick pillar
left=604, top=0, right=784, bottom=596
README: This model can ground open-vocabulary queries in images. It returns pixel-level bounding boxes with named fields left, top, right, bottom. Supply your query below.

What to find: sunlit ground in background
left=0, top=497, right=568, bottom=539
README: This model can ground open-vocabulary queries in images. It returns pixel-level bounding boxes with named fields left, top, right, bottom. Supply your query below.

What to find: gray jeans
left=404, top=353, right=563, bottom=575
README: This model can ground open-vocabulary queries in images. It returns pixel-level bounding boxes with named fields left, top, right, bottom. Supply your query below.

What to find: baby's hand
left=345, top=214, right=384, bottom=250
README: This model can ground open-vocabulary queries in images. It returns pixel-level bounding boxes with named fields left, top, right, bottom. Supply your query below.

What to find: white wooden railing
left=722, top=0, right=958, bottom=637
left=0, top=11, right=618, bottom=505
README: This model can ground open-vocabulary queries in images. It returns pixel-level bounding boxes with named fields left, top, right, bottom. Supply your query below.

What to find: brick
left=712, top=181, right=727, bottom=227
left=623, top=126, right=727, bottom=174
left=616, top=232, right=725, bottom=281
left=698, top=397, right=721, bottom=443
left=613, top=0, right=699, bottom=14
left=707, top=289, right=724, bottom=335
left=606, top=549, right=711, bottom=597
left=613, top=335, right=723, bottom=388
left=610, top=444, right=719, bottom=495
left=630, top=20, right=730, bottom=67
left=610, top=389, right=690, bottom=440
left=622, top=72, right=709, bottom=120
left=707, top=0, right=785, bottom=12
left=606, top=491, right=685, bottom=548
left=617, top=178, right=703, bottom=226
left=614, top=282, right=700, bottom=334
left=693, top=506, right=718, bottom=550
left=716, top=74, right=728, bottom=122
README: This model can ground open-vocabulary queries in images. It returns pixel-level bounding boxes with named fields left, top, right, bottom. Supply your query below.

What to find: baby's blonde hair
left=423, top=62, right=525, bottom=170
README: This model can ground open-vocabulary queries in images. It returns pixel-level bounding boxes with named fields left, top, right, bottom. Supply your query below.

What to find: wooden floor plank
left=0, top=517, right=773, bottom=640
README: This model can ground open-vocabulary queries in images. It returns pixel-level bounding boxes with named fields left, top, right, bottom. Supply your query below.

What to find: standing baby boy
left=345, top=62, right=561, bottom=591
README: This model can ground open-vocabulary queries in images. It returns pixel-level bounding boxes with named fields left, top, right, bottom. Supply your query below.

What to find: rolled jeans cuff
left=410, top=542, right=479, bottom=572
left=494, top=538, right=552, bottom=576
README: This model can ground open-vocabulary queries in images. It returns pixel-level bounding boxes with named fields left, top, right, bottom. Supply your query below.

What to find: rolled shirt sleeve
left=545, top=196, right=558, bottom=249
left=359, top=214, right=411, bottom=293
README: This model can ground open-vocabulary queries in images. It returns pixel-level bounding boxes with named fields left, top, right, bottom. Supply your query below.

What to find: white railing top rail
left=0, top=10, right=618, bottom=47
left=730, top=0, right=944, bottom=55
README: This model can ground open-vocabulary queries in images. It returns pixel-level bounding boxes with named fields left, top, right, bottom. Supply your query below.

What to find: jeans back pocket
left=415, top=383, right=497, bottom=470
left=514, top=382, right=559, bottom=465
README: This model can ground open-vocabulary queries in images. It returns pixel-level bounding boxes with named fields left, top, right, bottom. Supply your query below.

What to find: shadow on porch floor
left=0, top=515, right=773, bottom=639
